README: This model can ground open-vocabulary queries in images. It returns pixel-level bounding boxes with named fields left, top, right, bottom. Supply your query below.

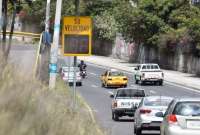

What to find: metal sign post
left=73, top=56, right=77, bottom=109
left=61, top=0, right=92, bottom=110
left=73, top=0, right=79, bottom=110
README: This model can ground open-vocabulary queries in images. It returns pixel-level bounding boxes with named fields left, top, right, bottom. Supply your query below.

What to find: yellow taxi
left=100, top=69, right=128, bottom=88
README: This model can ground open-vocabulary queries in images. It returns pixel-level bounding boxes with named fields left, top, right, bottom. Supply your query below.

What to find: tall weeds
left=0, top=61, right=104, bottom=135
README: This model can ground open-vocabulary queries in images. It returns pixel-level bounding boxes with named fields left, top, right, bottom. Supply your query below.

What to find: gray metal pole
left=49, top=0, right=62, bottom=89
left=73, top=56, right=77, bottom=109
left=68, top=56, right=71, bottom=81
left=45, top=0, right=51, bottom=32
left=73, top=0, right=79, bottom=109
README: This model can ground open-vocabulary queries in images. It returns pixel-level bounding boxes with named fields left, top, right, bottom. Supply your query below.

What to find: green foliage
left=94, top=10, right=118, bottom=40
left=23, top=0, right=200, bottom=49
left=113, top=0, right=200, bottom=54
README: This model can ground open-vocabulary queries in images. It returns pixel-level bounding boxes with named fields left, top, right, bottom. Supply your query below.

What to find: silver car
left=61, top=66, right=82, bottom=86
left=134, top=96, right=173, bottom=135
left=160, top=98, right=200, bottom=135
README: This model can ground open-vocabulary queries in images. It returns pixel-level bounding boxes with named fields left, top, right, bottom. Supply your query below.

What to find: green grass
left=0, top=62, right=105, bottom=135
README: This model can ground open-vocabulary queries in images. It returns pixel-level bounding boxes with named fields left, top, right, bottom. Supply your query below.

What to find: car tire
left=124, top=84, right=127, bottom=88
left=159, top=80, right=163, bottom=86
left=135, top=76, right=138, bottom=84
left=134, top=125, right=136, bottom=134
left=112, top=112, right=119, bottom=121
left=101, top=83, right=104, bottom=87
left=135, top=127, right=142, bottom=135
left=140, top=80, right=144, bottom=86
left=79, top=82, right=82, bottom=86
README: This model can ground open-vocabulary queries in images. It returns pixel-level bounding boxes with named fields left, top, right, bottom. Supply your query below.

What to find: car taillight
left=140, top=109, right=151, bottom=114
left=113, top=102, right=117, bottom=108
left=167, top=114, right=177, bottom=123
left=123, top=78, right=127, bottom=80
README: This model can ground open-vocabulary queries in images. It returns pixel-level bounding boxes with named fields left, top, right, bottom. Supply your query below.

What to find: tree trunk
left=1, top=0, right=7, bottom=57
left=5, top=2, right=16, bottom=60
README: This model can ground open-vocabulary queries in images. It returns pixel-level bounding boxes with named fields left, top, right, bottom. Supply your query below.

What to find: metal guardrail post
left=33, top=32, right=43, bottom=78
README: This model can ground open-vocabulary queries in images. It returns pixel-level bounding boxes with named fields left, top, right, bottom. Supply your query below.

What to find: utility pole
left=49, top=0, right=62, bottom=89
left=39, top=0, right=51, bottom=83
left=45, top=0, right=51, bottom=32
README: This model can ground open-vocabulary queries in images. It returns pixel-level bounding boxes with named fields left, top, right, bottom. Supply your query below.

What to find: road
left=75, top=63, right=200, bottom=135
left=8, top=45, right=200, bottom=135
left=9, top=45, right=36, bottom=74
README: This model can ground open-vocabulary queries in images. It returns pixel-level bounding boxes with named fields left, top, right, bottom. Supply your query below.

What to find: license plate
left=150, top=122, right=161, bottom=127
left=121, top=102, right=131, bottom=106
left=187, top=120, right=200, bottom=129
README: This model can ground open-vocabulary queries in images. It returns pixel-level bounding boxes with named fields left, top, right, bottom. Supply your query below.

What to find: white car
left=160, top=98, right=200, bottom=135
left=134, top=63, right=164, bottom=85
left=134, top=96, right=173, bottom=135
left=110, top=88, right=145, bottom=121
left=61, top=66, right=82, bottom=86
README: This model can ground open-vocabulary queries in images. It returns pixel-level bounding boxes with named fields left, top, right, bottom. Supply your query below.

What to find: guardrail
left=0, top=31, right=41, bottom=39
left=33, top=32, right=43, bottom=77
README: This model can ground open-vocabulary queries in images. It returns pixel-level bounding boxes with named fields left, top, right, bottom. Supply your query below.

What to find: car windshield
left=109, top=71, right=124, bottom=76
left=173, top=102, right=200, bottom=116
left=116, top=89, right=145, bottom=98
left=144, top=98, right=172, bottom=106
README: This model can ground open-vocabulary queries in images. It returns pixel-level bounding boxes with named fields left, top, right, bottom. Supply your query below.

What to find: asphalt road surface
left=9, top=45, right=36, bottom=74
left=75, top=63, right=200, bottom=135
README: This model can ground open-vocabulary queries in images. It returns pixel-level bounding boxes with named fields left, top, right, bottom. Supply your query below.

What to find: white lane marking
left=165, top=81, right=200, bottom=94
left=89, top=72, right=98, bottom=76
left=91, top=84, right=98, bottom=88
left=150, top=90, right=157, bottom=94
left=130, top=84, right=135, bottom=87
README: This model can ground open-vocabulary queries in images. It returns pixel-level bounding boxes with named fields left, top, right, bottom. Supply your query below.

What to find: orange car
left=101, top=69, right=128, bottom=88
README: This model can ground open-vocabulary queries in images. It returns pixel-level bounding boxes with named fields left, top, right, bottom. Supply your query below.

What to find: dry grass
left=0, top=61, right=104, bottom=135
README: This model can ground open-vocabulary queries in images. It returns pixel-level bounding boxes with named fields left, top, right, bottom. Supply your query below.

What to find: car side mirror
left=155, top=112, right=164, bottom=117
left=110, top=94, right=114, bottom=98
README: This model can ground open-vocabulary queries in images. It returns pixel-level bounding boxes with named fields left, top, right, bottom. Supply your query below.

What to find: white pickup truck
left=134, top=63, right=164, bottom=85
left=110, top=88, right=145, bottom=121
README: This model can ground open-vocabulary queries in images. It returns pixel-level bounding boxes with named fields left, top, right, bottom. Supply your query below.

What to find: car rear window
left=142, top=65, right=159, bottom=70
left=109, top=72, right=124, bottom=76
left=173, top=102, right=200, bottom=116
left=116, top=89, right=145, bottom=98
left=144, top=98, right=172, bottom=106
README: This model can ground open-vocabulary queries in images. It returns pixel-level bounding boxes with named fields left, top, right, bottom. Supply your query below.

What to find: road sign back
left=62, top=16, right=92, bottom=56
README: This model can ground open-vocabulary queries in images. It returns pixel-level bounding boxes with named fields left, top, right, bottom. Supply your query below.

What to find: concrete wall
left=112, top=35, right=200, bottom=76
left=112, top=34, right=135, bottom=62
left=92, top=38, right=113, bottom=56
